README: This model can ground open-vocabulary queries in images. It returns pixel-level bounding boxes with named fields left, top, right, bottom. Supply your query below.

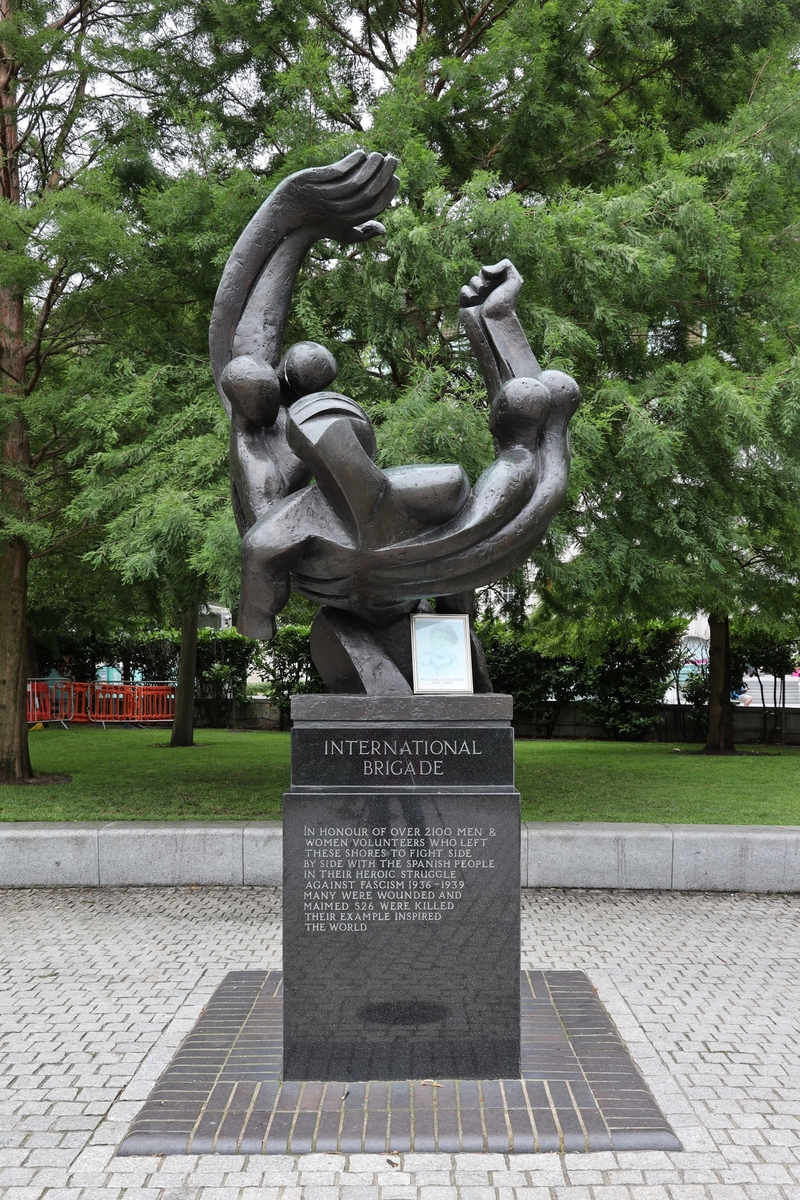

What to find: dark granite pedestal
left=283, top=694, right=521, bottom=1082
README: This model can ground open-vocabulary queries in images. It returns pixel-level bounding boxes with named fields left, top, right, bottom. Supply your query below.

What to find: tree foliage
left=5, top=0, right=800, bottom=774
left=254, top=625, right=323, bottom=719
left=67, top=361, right=236, bottom=612
left=478, top=616, right=682, bottom=739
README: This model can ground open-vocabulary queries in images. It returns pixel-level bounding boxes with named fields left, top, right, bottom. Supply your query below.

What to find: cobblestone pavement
left=1, top=886, right=799, bottom=1199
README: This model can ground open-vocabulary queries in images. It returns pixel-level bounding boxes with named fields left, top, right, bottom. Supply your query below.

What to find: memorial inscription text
left=325, top=737, right=481, bottom=778
left=302, top=824, right=498, bottom=932
left=291, top=725, right=513, bottom=787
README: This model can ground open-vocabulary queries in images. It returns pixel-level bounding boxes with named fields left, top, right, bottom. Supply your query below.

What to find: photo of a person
left=418, top=622, right=460, bottom=678
left=411, top=615, right=473, bottom=693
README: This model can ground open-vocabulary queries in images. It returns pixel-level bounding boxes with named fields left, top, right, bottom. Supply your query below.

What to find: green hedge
left=477, top=619, right=682, bottom=740
left=32, top=623, right=322, bottom=719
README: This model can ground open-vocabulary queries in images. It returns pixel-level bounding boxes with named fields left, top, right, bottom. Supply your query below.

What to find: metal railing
left=26, top=680, right=177, bottom=724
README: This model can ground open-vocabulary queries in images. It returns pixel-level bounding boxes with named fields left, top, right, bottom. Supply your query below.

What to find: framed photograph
left=410, top=614, right=474, bottom=694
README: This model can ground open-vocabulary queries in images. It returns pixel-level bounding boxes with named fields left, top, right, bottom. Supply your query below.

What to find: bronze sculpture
left=210, top=151, right=579, bottom=693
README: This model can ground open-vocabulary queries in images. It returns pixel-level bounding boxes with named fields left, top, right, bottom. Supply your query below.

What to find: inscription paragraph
left=302, top=825, right=497, bottom=932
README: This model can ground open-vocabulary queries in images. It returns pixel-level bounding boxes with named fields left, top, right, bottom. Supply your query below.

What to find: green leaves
left=7, top=0, right=800, bottom=666
left=477, top=615, right=683, bottom=739
left=373, top=363, right=494, bottom=484
left=545, top=350, right=800, bottom=626
left=66, top=360, right=236, bottom=613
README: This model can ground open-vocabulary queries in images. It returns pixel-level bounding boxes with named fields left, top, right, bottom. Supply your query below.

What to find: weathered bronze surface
left=210, top=151, right=579, bottom=692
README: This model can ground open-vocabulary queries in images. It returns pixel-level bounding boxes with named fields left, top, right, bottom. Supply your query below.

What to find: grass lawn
left=6, top=726, right=290, bottom=822
left=515, top=739, right=800, bottom=824
left=2, top=725, right=799, bottom=824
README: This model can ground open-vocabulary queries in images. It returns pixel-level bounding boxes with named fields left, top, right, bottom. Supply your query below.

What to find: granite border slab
left=0, top=822, right=100, bottom=887
left=526, top=822, right=673, bottom=890
left=2, top=820, right=800, bottom=890
left=117, top=968, right=681, bottom=1156
left=243, top=821, right=283, bottom=885
left=97, top=821, right=248, bottom=886
left=670, top=822, right=800, bottom=892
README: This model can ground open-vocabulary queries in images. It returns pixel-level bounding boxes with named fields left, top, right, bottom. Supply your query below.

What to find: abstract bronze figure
left=210, top=151, right=579, bottom=693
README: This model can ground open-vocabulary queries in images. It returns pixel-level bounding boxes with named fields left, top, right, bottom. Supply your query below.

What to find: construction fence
left=26, top=680, right=176, bottom=725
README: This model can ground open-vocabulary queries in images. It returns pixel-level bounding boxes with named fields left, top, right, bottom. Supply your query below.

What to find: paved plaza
left=1, top=885, right=799, bottom=1198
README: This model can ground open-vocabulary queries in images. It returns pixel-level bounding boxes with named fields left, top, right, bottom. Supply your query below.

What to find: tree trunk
left=0, top=537, right=32, bottom=781
left=0, top=294, right=32, bottom=782
left=0, top=48, right=31, bottom=780
left=171, top=606, right=199, bottom=747
left=703, top=612, right=735, bottom=754
left=26, top=621, right=39, bottom=680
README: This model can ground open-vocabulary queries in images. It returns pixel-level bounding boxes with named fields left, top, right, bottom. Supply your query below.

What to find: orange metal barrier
left=89, top=683, right=137, bottom=722
left=71, top=682, right=90, bottom=723
left=136, top=685, right=176, bottom=721
left=27, top=680, right=177, bottom=724
left=26, top=682, right=52, bottom=723
left=51, top=681, right=75, bottom=721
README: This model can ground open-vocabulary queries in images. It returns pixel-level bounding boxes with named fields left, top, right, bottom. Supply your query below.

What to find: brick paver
left=1, top=886, right=798, bottom=1198
left=118, top=968, right=676, bottom=1155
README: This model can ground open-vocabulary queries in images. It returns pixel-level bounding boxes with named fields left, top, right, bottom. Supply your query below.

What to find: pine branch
left=29, top=520, right=91, bottom=560
left=358, top=4, right=401, bottom=70
left=314, top=10, right=393, bottom=76
left=432, top=0, right=515, bottom=97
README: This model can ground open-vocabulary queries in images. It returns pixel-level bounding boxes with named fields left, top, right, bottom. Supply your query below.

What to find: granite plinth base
left=284, top=695, right=520, bottom=1082
left=283, top=788, right=520, bottom=1081
left=117, top=970, right=682, bottom=1156
left=290, top=693, right=514, bottom=722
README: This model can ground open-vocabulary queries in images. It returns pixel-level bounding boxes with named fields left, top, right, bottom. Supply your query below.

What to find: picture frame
left=410, top=614, right=474, bottom=694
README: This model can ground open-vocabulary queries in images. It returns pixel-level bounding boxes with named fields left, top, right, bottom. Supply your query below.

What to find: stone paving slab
left=1, top=886, right=799, bottom=1198
left=117, top=970, right=678, bottom=1155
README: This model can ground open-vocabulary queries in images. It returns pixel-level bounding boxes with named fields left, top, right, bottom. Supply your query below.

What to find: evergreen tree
left=0, top=3, right=260, bottom=773
left=1, top=0, right=153, bottom=779
left=67, top=360, right=238, bottom=746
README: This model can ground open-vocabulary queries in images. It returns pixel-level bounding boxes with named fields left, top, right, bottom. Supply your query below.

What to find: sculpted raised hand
left=272, top=150, right=399, bottom=244
left=209, top=151, right=399, bottom=533
left=459, top=258, right=524, bottom=320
